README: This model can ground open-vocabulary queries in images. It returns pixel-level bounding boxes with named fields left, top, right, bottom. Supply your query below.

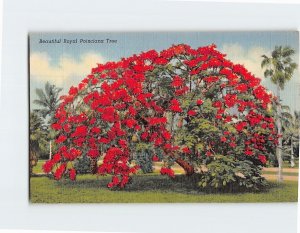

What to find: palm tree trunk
left=49, top=140, right=52, bottom=160
left=290, top=140, right=295, bottom=167
left=276, top=84, right=283, bottom=182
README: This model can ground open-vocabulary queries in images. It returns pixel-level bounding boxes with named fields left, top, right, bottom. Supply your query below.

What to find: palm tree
left=261, top=46, right=297, bottom=182
left=29, top=111, right=48, bottom=175
left=33, top=82, right=62, bottom=159
left=34, top=82, right=63, bottom=123
left=282, top=108, right=300, bottom=167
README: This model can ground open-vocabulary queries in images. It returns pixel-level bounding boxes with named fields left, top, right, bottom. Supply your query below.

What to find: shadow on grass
left=54, top=174, right=276, bottom=195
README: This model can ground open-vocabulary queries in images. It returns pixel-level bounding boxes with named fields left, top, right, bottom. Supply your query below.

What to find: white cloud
left=221, top=43, right=270, bottom=79
left=30, top=52, right=105, bottom=86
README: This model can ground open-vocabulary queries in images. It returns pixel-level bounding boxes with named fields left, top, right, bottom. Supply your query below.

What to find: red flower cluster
left=54, top=163, right=66, bottom=180
left=160, top=167, right=175, bottom=178
left=69, top=168, right=76, bottom=180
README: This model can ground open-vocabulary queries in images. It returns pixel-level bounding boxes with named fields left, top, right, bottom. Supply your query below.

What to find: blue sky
left=30, top=31, right=299, bottom=112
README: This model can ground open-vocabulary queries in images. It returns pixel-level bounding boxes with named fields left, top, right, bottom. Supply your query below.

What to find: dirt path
left=153, top=165, right=299, bottom=181
left=262, top=174, right=298, bottom=181
left=263, top=167, right=298, bottom=173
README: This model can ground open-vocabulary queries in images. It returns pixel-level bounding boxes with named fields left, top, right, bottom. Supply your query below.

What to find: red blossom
left=162, top=131, right=171, bottom=140
left=229, top=142, right=236, bottom=148
left=69, top=86, right=78, bottom=95
left=87, top=149, right=99, bottom=158
left=160, top=167, right=175, bottom=178
left=56, top=135, right=67, bottom=144
left=182, top=147, right=191, bottom=154
left=118, top=139, right=127, bottom=148
left=235, top=83, right=248, bottom=93
left=100, top=107, right=117, bottom=123
left=91, top=126, right=101, bottom=134
left=171, top=76, right=184, bottom=87
left=245, top=149, right=254, bottom=156
left=206, top=151, right=212, bottom=156
left=71, top=125, right=88, bottom=137
left=187, top=110, right=197, bottom=116
left=170, top=99, right=182, bottom=113
left=52, top=123, right=62, bottom=130
left=147, top=117, right=167, bottom=126
left=63, top=123, right=71, bottom=133
left=235, top=122, right=247, bottom=131
left=52, top=153, right=61, bottom=163
left=213, top=101, right=222, bottom=108
left=220, top=137, right=227, bottom=142
left=152, top=155, right=159, bottom=161
left=54, top=163, right=66, bottom=180
left=42, top=160, right=55, bottom=173
left=258, top=155, right=267, bottom=164
left=196, top=99, right=204, bottom=105
left=69, top=168, right=76, bottom=180
left=204, top=76, right=219, bottom=83
left=224, top=94, right=237, bottom=108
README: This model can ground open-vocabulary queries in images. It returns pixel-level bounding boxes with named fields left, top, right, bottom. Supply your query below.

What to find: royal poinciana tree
left=43, top=44, right=278, bottom=190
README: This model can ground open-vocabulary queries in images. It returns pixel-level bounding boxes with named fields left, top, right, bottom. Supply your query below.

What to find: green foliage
left=261, top=46, right=297, bottom=90
left=133, top=143, right=154, bottom=173
left=198, top=155, right=267, bottom=191
left=282, top=109, right=300, bottom=161
left=133, top=143, right=166, bottom=173
left=135, top=150, right=153, bottom=173
left=73, top=156, right=92, bottom=174
left=190, top=118, right=220, bottom=135
left=30, top=111, right=49, bottom=159
left=34, top=82, right=63, bottom=121
left=235, top=160, right=268, bottom=189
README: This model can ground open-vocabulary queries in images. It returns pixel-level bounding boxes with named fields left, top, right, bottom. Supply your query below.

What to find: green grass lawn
left=30, top=174, right=298, bottom=203
left=282, top=160, right=299, bottom=168
left=32, top=160, right=44, bottom=174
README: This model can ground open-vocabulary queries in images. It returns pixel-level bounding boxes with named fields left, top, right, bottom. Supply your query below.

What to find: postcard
left=29, top=32, right=299, bottom=203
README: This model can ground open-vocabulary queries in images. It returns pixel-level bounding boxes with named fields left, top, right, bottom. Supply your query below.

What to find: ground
left=30, top=160, right=299, bottom=203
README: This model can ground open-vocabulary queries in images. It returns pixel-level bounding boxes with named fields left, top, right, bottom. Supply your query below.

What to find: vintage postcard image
left=29, top=32, right=299, bottom=203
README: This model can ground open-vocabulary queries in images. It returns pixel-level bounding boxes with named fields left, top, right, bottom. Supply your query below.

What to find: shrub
left=135, top=151, right=153, bottom=173
left=73, top=156, right=91, bottom=174
left=198, top=155, right=267, bottom=191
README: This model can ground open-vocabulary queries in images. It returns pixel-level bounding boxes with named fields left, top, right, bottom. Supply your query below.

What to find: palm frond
left=282, top=105, right=291, bottom=112
left=261, top=55, right=271, bottom=68
left=263, top=69, right=273, bottom=78
left=282, top=46, right=295, bottom=57
left=35, top=88, right=48, bottom=104
left=33, top=99, right=48, bottom=107
left=33, top=82, right=63, bottom=121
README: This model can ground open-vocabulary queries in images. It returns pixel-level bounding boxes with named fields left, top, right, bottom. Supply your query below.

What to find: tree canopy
left=42, top=44, right=278, bottom=189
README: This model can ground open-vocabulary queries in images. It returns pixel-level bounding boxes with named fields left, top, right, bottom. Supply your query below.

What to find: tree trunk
left=49, top=140, right=52, bottom=160
left=276, top=84, right=283, bottom=182
left=290, top=141, right=295, bottom=168
left=164, top=148, right=195, bottom=176
left=175, top=157, right=195, bottom=176
left=90, top=157, right=98, bottom=174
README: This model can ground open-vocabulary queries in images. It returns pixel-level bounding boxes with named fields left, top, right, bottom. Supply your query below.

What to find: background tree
left=261, top=46, right=297, bottom=182
left=29, top=111, right=48, bottom=175
left=34, top=82, right=63, bottom=122
left=33, top=82, right=62, bottom=159
left=281, top=107, right=299, bottom=167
